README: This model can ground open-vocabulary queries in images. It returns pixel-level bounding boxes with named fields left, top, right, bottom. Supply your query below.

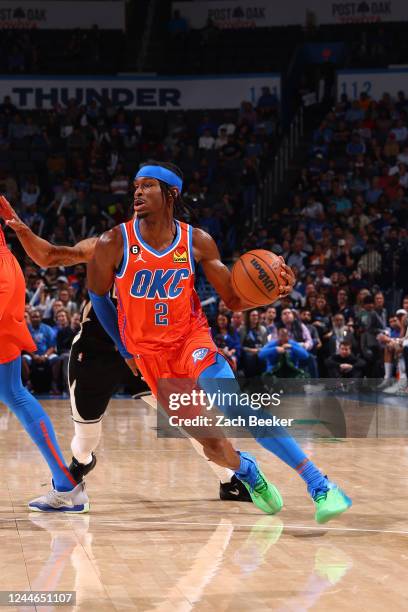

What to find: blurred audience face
left=56, top=310, right=69, bottom=328
left=265, top=306, right=276, bottom=323
left=278, top=328, right=290, bottom=345
left=389, top=316, right=400, bottom=330
left=300, top=310, right=311, bottom=323
left=231, top=312, right=243, bottom=329
left=216, top=314, right=229, bottom=331
left=218, top=299, right=229, bottom=315
left=337, top=289, right=348, bottom=305
left=52, top=300, right=64, bottom=316
left=71, top=313, right=81, bottom=331
left=249, top=310, right=259, bottom=327
left=305, top=283, right=316, bottom=297
left=374, top=292, right=385, bottom=308
left=332, top=314, right=345, bottom=330
left=339, top=343, right=352, bottom=359
left=59, top=289, right=70, bottom=305
left=281, top=309, right=295, bottom=325
left=30, top=310, right=42, bottom=328
left=357, top=289, right=370, bottom=305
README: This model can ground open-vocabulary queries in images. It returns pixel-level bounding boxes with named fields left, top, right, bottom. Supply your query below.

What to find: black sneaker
left=69, top=453, right=97, bottom=483
left=219, top=474, right=252, bottom=502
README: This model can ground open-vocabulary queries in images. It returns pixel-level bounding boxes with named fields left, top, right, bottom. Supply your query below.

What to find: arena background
left=0, top=1, right=408, bottom=610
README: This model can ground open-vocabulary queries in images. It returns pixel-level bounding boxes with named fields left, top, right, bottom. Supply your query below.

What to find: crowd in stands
left=0, top=87, right=278, bottom=254
left=21, top=298, right=82, bottom=395
left=210, top=294, right=408, bottom=394
left=2, top=84, right=408, bottom=394
left=0, top=27, right=126, bottom=75
left=2, top=19, right=408, bottom=79
left=0, top=88, right=278, bottom=392
left=164, top=13, right=408, bottom=75
left=228, top=88, right=408, bottom=392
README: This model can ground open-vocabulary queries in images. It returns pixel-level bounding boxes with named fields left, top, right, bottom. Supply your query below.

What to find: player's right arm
left=87, top=227, right=138, bottom=375
left=0, top=196, right=96, bottom=266
left=87, top=227, right=123, bottom=294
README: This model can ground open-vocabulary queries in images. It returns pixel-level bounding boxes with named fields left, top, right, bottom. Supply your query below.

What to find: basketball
left=231, top=249, right=289, bottom=306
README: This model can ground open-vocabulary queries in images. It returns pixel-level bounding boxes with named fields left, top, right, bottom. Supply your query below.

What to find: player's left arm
left=193, top=228, right=294, bottom=311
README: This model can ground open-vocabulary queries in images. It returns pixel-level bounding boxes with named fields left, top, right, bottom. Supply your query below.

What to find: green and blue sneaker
left=311, top=480, right=352, bottom=524
left=235, top=452, right=283, bottom=515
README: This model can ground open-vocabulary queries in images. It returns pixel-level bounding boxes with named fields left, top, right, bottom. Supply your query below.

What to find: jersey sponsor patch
left=192, top=348, right=209, bottom=363
left=173, top=248, right=188, bottom=263
left=130, top=244, right=140, bottom=255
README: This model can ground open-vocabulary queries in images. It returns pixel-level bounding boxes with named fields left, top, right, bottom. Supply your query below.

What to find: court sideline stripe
left=2, top=517, right=408, bottom=536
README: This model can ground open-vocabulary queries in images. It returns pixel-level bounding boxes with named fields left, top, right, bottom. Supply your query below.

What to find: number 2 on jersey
left=155, top=302, right=168, bottom=326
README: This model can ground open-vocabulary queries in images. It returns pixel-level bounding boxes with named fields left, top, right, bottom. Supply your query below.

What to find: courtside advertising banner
left=337, top=69, right=408, bottom=100
left=173, top=0, right=408, bottom=28
left=0, top=74, right=281, bottom=110
left=0, top=1, right=125, bottom=30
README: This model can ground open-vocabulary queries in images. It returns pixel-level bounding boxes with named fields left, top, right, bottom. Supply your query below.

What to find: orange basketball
left=231, top=249, right=288, bottom=307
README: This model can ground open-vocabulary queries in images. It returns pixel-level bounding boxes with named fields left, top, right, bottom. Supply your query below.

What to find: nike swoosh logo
left=229, top=489, right=240, bottom=496
left=56, top=498, right=74, bottom=507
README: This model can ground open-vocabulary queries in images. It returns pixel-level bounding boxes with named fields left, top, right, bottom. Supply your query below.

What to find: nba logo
left=192, top=348, right=209, bottom=363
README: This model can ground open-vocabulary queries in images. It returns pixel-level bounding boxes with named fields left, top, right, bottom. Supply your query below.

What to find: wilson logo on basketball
left=250, top=258, right=275, bottom=291
left=173, top=249, right=188, bottom=263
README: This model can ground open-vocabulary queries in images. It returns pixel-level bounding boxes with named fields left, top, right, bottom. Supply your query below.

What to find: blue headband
left=135, top=165, right=183, bottom=192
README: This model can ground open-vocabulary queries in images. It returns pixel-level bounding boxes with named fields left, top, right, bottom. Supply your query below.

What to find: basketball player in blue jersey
left=88, top=161, right=352, bottom=523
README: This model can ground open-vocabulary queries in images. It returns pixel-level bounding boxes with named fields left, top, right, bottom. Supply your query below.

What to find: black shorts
left=68, top=343, right=148, bottom=423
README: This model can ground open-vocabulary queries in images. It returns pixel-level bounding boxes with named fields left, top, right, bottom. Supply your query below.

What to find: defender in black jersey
left=0, top=198, right=251, bottom=502
left=69, top=290, right=146, bottom=424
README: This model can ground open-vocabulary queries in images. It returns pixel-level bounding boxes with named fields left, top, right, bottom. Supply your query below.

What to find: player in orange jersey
left=86, top=161, right=351, bottom=522
left=0, top=211, right=88, bottom=512
left=0, top=195, right=256, bottom=504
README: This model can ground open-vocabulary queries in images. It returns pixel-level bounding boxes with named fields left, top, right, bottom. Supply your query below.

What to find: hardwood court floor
left=0, top=398, right=408, bottom=611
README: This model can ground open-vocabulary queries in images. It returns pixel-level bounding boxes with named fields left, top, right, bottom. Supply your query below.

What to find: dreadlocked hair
left=138, top=160, right=199, bottom=225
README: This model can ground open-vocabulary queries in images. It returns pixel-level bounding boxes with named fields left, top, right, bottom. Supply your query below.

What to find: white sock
left=384, top=363, right=393, bottom=379
left=71, top=421, right=102, bottom=465
left=188, top=437, right=235, bottom=483
left=398, top=357, right=407, bottom=381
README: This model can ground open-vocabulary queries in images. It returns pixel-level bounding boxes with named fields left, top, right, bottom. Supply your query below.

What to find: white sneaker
left=28, top=481, right=90, bottom=513
left=394, top=386, right=408, bottom=397
left=377, top=378, right=395, bottom=390
left=383, top=379, right=408, bottom=395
